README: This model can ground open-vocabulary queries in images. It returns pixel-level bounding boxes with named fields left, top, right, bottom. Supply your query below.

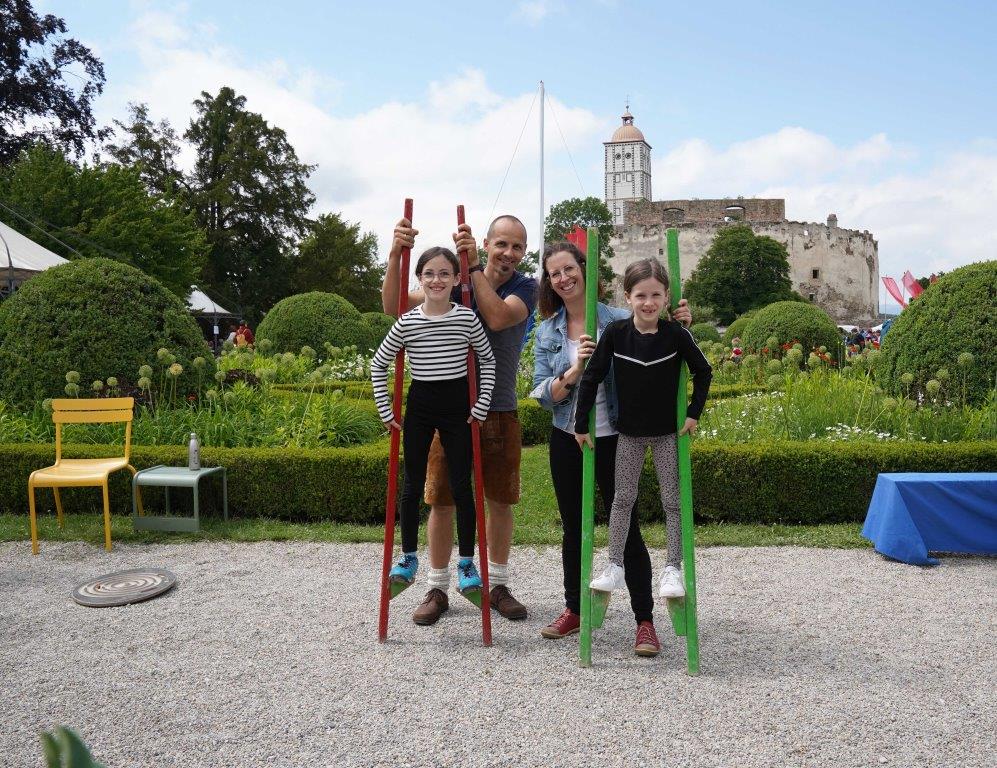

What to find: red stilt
left=378, top=198, right=413, bottom=643
left=456, top=204, right=493, bottom=647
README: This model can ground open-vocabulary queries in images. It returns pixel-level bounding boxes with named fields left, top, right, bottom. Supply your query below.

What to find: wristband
left=468, top=264, right=484, bottom=274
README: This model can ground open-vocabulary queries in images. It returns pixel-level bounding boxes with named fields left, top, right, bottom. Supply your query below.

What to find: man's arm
left=469, top=271, right=529, bottom=331
left=453, top=223, right=530, bottom=331
left=381, top=218, right=425, bottom=316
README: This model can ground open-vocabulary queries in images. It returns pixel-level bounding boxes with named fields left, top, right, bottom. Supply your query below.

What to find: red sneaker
left=540, top=608, right=580, bottom=639
left=634, top=620, right=660, bottom=657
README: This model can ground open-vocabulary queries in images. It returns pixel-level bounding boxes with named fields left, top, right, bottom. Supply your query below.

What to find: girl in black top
left=574, top=258, right=712, bottom=599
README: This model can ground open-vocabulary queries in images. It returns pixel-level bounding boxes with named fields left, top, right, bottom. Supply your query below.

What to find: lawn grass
left=1, top=446, right=869, bottom=550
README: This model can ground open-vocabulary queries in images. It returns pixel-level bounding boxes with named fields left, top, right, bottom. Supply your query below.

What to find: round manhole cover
left=72, top=568, right=177, bottom=607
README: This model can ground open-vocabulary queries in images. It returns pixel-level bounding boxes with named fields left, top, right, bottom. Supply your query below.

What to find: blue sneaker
left=389, top=553, right=418, bottom=583
left=457, top=558, right=482, bottom=592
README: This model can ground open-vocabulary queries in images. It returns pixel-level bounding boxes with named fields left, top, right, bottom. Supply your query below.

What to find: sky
left=40, top=0, right=997, bottom=312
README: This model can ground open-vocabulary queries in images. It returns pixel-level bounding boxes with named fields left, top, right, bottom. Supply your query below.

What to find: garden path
left=2, top=542, right=994, bottom=767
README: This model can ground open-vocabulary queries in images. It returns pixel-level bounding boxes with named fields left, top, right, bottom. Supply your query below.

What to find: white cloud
left=97, top=7, right=603, bottom=275
left=95, top=7, right=995, bottom=304
left=655, top=130, right=997, bottom=286
left=514, top=1, right=561, bottom=25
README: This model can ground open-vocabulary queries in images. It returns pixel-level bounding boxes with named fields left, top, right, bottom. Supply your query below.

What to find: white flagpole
left=539, top=80, right=545, bottom=263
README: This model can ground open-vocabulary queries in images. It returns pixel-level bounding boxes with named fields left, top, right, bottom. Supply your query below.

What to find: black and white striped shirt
left=371, top=303, right=497, bottom=422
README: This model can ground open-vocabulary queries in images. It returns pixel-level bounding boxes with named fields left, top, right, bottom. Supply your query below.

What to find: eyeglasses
left=420, top=270, right=454, bottom=283
left=548, top=264, right=580, bottom=282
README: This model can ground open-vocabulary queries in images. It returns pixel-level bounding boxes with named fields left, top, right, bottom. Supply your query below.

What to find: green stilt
left=460, top=587, right=483, bottom=608
left=389, top=579, right=412, bottom=599
left=578, top=227, right=600, bottom=667
left=590, top=589, right=610, bottom=629
left=666, top=228, right=701, bottom=675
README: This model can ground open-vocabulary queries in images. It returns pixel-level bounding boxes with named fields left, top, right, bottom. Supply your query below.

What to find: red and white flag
left=902, top=271, right=924, bottom=298
left=882, top=277, right=907, bottom=307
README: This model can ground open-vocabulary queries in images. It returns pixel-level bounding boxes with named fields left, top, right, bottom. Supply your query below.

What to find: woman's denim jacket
left=530, top=302, right=630, bottom=433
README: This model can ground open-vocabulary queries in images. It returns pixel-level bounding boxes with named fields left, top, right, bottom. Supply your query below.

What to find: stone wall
left=608, top=218, right=880, bottom=324
left=626, top=198, right=786, bottom=226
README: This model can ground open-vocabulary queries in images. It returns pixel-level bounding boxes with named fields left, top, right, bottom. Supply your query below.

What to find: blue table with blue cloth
left=862, top=473, right=997, bottom=565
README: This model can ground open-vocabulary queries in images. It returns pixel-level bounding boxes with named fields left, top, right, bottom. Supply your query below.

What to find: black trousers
left=549, top=427, right=653, bottom=624
left=401, top=379, right=476, bottom=558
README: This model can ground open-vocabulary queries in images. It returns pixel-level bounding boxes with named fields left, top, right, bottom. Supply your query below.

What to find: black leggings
left=549, top=427, right=653, bottom=624
left=401, top=379, right=476, bottom=558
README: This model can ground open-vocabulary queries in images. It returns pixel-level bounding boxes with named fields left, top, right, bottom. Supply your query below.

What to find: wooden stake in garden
left=665, top=227, right=701, bottom=675
left=456, top=204, right=492, bottom=647
left=578, top=226, right=600, bottom=667
left=378, top=198, right=413, bottom=643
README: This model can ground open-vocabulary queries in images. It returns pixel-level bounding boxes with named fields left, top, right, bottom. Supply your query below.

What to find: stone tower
left=604, top=106, right=652, bottom=225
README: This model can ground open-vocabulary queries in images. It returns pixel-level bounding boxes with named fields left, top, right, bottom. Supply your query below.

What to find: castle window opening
left=803, top=228, right=810, bottom=237
left=724, top=205, right=745, bottom=221
left=658, top=248, right=664, bottom=255
left=808, top=293, right=816, bottom=301
left=812, top=269, right=820, bottom=279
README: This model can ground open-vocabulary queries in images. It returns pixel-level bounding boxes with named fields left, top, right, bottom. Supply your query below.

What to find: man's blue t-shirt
left=452, top=270, right=537, bottom=412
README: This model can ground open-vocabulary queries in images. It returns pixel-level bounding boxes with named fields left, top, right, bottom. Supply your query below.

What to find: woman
left=529, top=241, right=690, bottom=658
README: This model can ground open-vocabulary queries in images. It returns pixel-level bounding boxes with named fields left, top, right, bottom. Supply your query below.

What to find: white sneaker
left=658, top=566, right=685, bottom=598
left=590, top=563, right=626, bottom=592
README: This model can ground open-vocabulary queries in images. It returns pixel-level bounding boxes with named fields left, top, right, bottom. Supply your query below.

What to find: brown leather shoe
left=489, top=585, right=527, bottom=620
left=412, top=588, right=449, bottom=626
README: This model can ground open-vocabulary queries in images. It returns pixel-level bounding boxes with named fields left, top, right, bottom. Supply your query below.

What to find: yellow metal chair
left=28, top=397, right=144, bottom=554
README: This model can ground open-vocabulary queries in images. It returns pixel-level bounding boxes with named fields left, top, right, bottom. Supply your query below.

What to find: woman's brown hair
left=538, top=241, right=604, bottom=319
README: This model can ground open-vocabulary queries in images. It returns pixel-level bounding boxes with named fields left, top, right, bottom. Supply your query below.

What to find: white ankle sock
left=427, top=567, right=450, bottom=589
left=489, top=561, right=508, bottom=587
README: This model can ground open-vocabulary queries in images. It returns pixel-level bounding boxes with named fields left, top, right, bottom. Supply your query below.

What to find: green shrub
left=5, top=440, right=993, bottom=524
left=877, top=261, right=997, bottom=405
left=361, top=312, right=395, bottom=351
left=690, top=323, right=721, bottom=344
left=0, top=258, right=212, bottom=406
left=256, top=292, right=369, bottom=354
left=518, top=399, right=552, bottom=446
left=743, top=301, right=842, bottom=358
left=722, top=309, right=757, bottom=344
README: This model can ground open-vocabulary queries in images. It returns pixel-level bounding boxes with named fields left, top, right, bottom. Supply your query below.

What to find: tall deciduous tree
left=184, top=87, right=315, bottom=322
left=543, top=196, right=615, bottom=285
left=291, top=213, right=383, bottom=312
left=0, top=0, right=107, bottom=164
left=684, top=225, right=796, bottom=325
left=105, top=103, right=185, bottom=199
left=0, top=144, right=205, bottom=296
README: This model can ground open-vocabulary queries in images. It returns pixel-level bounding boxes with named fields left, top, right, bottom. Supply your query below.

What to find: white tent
left=0, top=219, right=69, bottom=271
left=0, top=221, right=233, bottom=316
left=187, top=286, right=233, bottom=317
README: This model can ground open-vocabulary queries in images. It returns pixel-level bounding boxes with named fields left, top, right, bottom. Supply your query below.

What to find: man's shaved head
left=486, top=215, right=528, bottom=241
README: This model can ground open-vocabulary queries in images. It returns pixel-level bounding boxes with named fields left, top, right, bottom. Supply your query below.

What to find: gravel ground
left=1, top=541, right=994, bottom=768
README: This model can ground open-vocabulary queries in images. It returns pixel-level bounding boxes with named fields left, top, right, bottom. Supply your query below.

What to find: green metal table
left=132, top=465, right=228, bottom=532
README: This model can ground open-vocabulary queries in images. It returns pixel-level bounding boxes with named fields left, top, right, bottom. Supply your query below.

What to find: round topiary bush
left=690, top=323, right=721, bottom=344
left=722, top=309, right=758, bottom=344
left=743, top=301, right=842, bottom=358
left=0, top=258, right=213, bottom=406
left=878, top=260, right=996, bottom=405
left=361, top=312, right=395, bottom=351
left=256, top=292, right=369, bottom=354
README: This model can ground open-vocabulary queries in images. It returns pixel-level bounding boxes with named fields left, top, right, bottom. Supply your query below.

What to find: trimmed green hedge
left=256, top=292, right=369, bottom=354
left=743, top=301, right=842, bottom=357
left=877, top=260, right=996, bottom=405
left=0, top=257, right=213, bottom=406
left=5, top=440, right=994, bottom=525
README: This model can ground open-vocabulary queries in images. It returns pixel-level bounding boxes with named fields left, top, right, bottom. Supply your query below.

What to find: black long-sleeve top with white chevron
left=574, top=318, right=713, bottom=437
left=371, top=303, right=496, bottom=422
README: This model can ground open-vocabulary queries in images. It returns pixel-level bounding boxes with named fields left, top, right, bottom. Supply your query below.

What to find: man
left=382, top=214, right=536, bottom=625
